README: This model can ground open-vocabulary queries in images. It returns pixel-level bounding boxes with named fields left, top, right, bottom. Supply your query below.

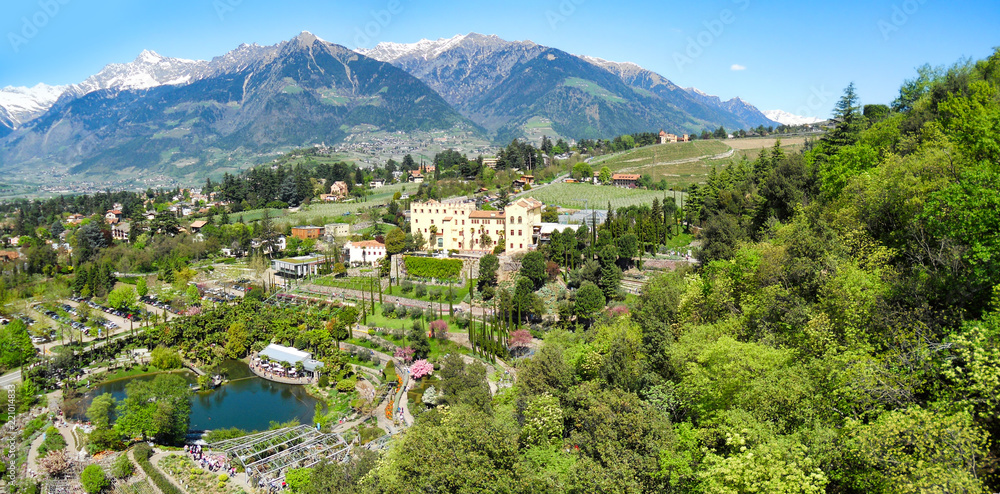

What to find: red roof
left=351, top=240, right=385, bottom=249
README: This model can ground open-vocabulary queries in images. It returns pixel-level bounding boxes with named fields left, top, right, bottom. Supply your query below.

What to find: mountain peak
left=293, top=30, right=324, bottom=46
left=359, top=32, right=538, bottom=62
left=136, top=50, right=163, bottom=64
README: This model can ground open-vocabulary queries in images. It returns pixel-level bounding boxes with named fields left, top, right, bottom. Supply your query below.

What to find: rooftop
left=259, top=343, right=325, bottom=372
left=274, top=255, right=323, bottom=264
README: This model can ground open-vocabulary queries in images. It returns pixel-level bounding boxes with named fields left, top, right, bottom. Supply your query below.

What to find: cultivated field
left=528, top=183, right=684, bottom=210
left=725, top=136, right=807, bottom=150
left=592, top=140, right=731, bottom=171
left=211, top=182, right=414, bottom=226
left=586, top=137, right=810, bottom=188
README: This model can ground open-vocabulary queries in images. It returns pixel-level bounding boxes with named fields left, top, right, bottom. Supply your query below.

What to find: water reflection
left=84, top=360, right=319, bottom=431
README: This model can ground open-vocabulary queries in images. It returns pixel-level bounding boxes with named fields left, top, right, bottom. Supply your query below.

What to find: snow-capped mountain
left=0, top=32, right=467, bottom=176
left=0, top=50, right=211, bottom=130
left=362, top=32, right=777, bottom=137
left=762, top=110, right=824, bottom=126
left=359, top=33, right=545, bottom=108
left=0, top=83, right=69, bottom=127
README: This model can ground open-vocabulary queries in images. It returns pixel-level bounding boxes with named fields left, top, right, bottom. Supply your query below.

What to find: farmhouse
left=611, top=173, right=640, bottom=188
left=329, top=181, right=349, bottom=199
left=345, top=240, right=387, bottom=265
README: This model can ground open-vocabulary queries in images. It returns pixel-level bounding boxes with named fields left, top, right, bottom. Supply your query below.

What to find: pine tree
left=822, top=82, right=865, bottom=151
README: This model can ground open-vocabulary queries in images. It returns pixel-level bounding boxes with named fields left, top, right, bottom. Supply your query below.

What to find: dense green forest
left=283, top=49, right=1000, bottom=493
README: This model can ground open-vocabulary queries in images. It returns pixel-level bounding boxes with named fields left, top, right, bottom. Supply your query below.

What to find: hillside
left=592, top=140, right=731, bottom=171
left=0, top=33, right=475, bottom=178
left=362, top=34, right=778, bottom=141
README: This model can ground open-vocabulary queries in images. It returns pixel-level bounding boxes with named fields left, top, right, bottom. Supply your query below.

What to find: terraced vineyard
left=528, top=183, right=684, bottom=210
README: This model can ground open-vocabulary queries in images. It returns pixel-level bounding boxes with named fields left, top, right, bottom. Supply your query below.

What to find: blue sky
left=2, top=0, right=997, bottom=118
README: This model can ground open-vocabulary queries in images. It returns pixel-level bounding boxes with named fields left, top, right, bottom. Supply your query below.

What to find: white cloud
left=730, top=64, right=747, bottom=71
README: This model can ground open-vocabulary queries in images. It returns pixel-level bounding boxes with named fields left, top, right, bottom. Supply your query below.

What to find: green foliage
left=519, top=251, right=547, bottom=289
left=110, top=452, right=135, bottom=479
left=285, top=467, right=311, bottom=492
left=225, top=322, right=250, bottom=358
left=847, top=406, right=987, bottom=492
left=0, top=319, right=35, bottom=371
left=574, top=282, right=605, bottom=321
left=478, top=253, right=499, bottom=290
left=38, top=427, right=67, bottom=458
left=520, top=393, right=563, bottom=447
left=403, top=256, right=463, bottom=280
left=86, top=393, right=116, bottom=430
left=150, top=346, right=182, bottom=370
left=132, top=444, right=183, bottom=494
left=108, top=285, right=138, bottom=311
left=114, top=374, right=191, bottom=444
left=80, top=464, right=108, bottom=494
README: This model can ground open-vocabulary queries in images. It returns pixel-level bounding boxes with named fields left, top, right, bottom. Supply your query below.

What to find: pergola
left=208, top=425, right=351, bottom=483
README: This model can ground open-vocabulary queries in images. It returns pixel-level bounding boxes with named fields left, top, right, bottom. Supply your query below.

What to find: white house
left=272, top=255, right=324, bottom=278
left=345, top=240, right=386, bottom=265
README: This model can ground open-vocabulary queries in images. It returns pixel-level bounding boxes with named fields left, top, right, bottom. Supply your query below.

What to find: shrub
left=415, top=284, right=427, bottom=298
left=394, top=346, right=415, bottom=363
left=403, top=256, right=463, bottom=280
left=410, top=359, right=434, bottom=379
left=80, top=465, right=108, bottom=494
left=336, top=377, right=357, bottom=393
left=150, top=346, right=182, bottom=370
left=38, top=427, right=67, bottom=458
left=133, top=443, right=152, bottom=461
left=133, top=445, right=182, bottom=494
left=481, top=285, right=496, bottom=301
left=401, top=281, right=414, bottom=293
left=429, top=319, right=448, bottom=340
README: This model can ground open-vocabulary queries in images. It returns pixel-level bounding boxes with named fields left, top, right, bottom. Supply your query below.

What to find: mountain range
left=0, top=32, right=779, bottom=179
left=761, top=109, right=825, bottom=126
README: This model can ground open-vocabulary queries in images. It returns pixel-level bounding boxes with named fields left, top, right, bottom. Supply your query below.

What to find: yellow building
left=503, top=198, right=543, bottom=253
left=410, top=197, right=544, bottom=254
left=409, top=199, right=478, bottom=251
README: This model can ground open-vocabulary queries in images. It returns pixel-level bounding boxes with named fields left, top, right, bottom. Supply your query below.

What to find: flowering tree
left=608, top=305, right=630, bottom=317
left=429, top=319, right=449, bottom=340
left=410, top=359, right=434, bottom=379
left=394, top=346, right=415, bottom=363
left=509, top=329, right=533, bottom=356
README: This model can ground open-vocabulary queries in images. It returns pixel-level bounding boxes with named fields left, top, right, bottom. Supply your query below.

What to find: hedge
left=383, top=360, right=397, bottom=384
left=403, top=256, right=463, bottom=280
left=133, top=444, right=183, bottom=494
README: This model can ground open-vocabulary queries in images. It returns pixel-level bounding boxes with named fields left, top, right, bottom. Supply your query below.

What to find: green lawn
left=362, top=303, right=465, bottom=335
left=312, top=276, right=375, bottom=292
left=385, top=284, right=469, bottom=304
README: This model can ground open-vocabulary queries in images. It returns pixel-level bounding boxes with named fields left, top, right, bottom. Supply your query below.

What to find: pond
left=84, top=359, right=321, bottom=432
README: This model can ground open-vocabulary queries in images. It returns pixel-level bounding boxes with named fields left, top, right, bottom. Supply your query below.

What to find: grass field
left=583, top=137, right=810, bottom=188
left=213, top=182, right=412, bottom=226
left=528, top=183, right=684, bottom=210
left=592, top=140, right=731, bottom=172
left=278, top=182, right=411, bottom=226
